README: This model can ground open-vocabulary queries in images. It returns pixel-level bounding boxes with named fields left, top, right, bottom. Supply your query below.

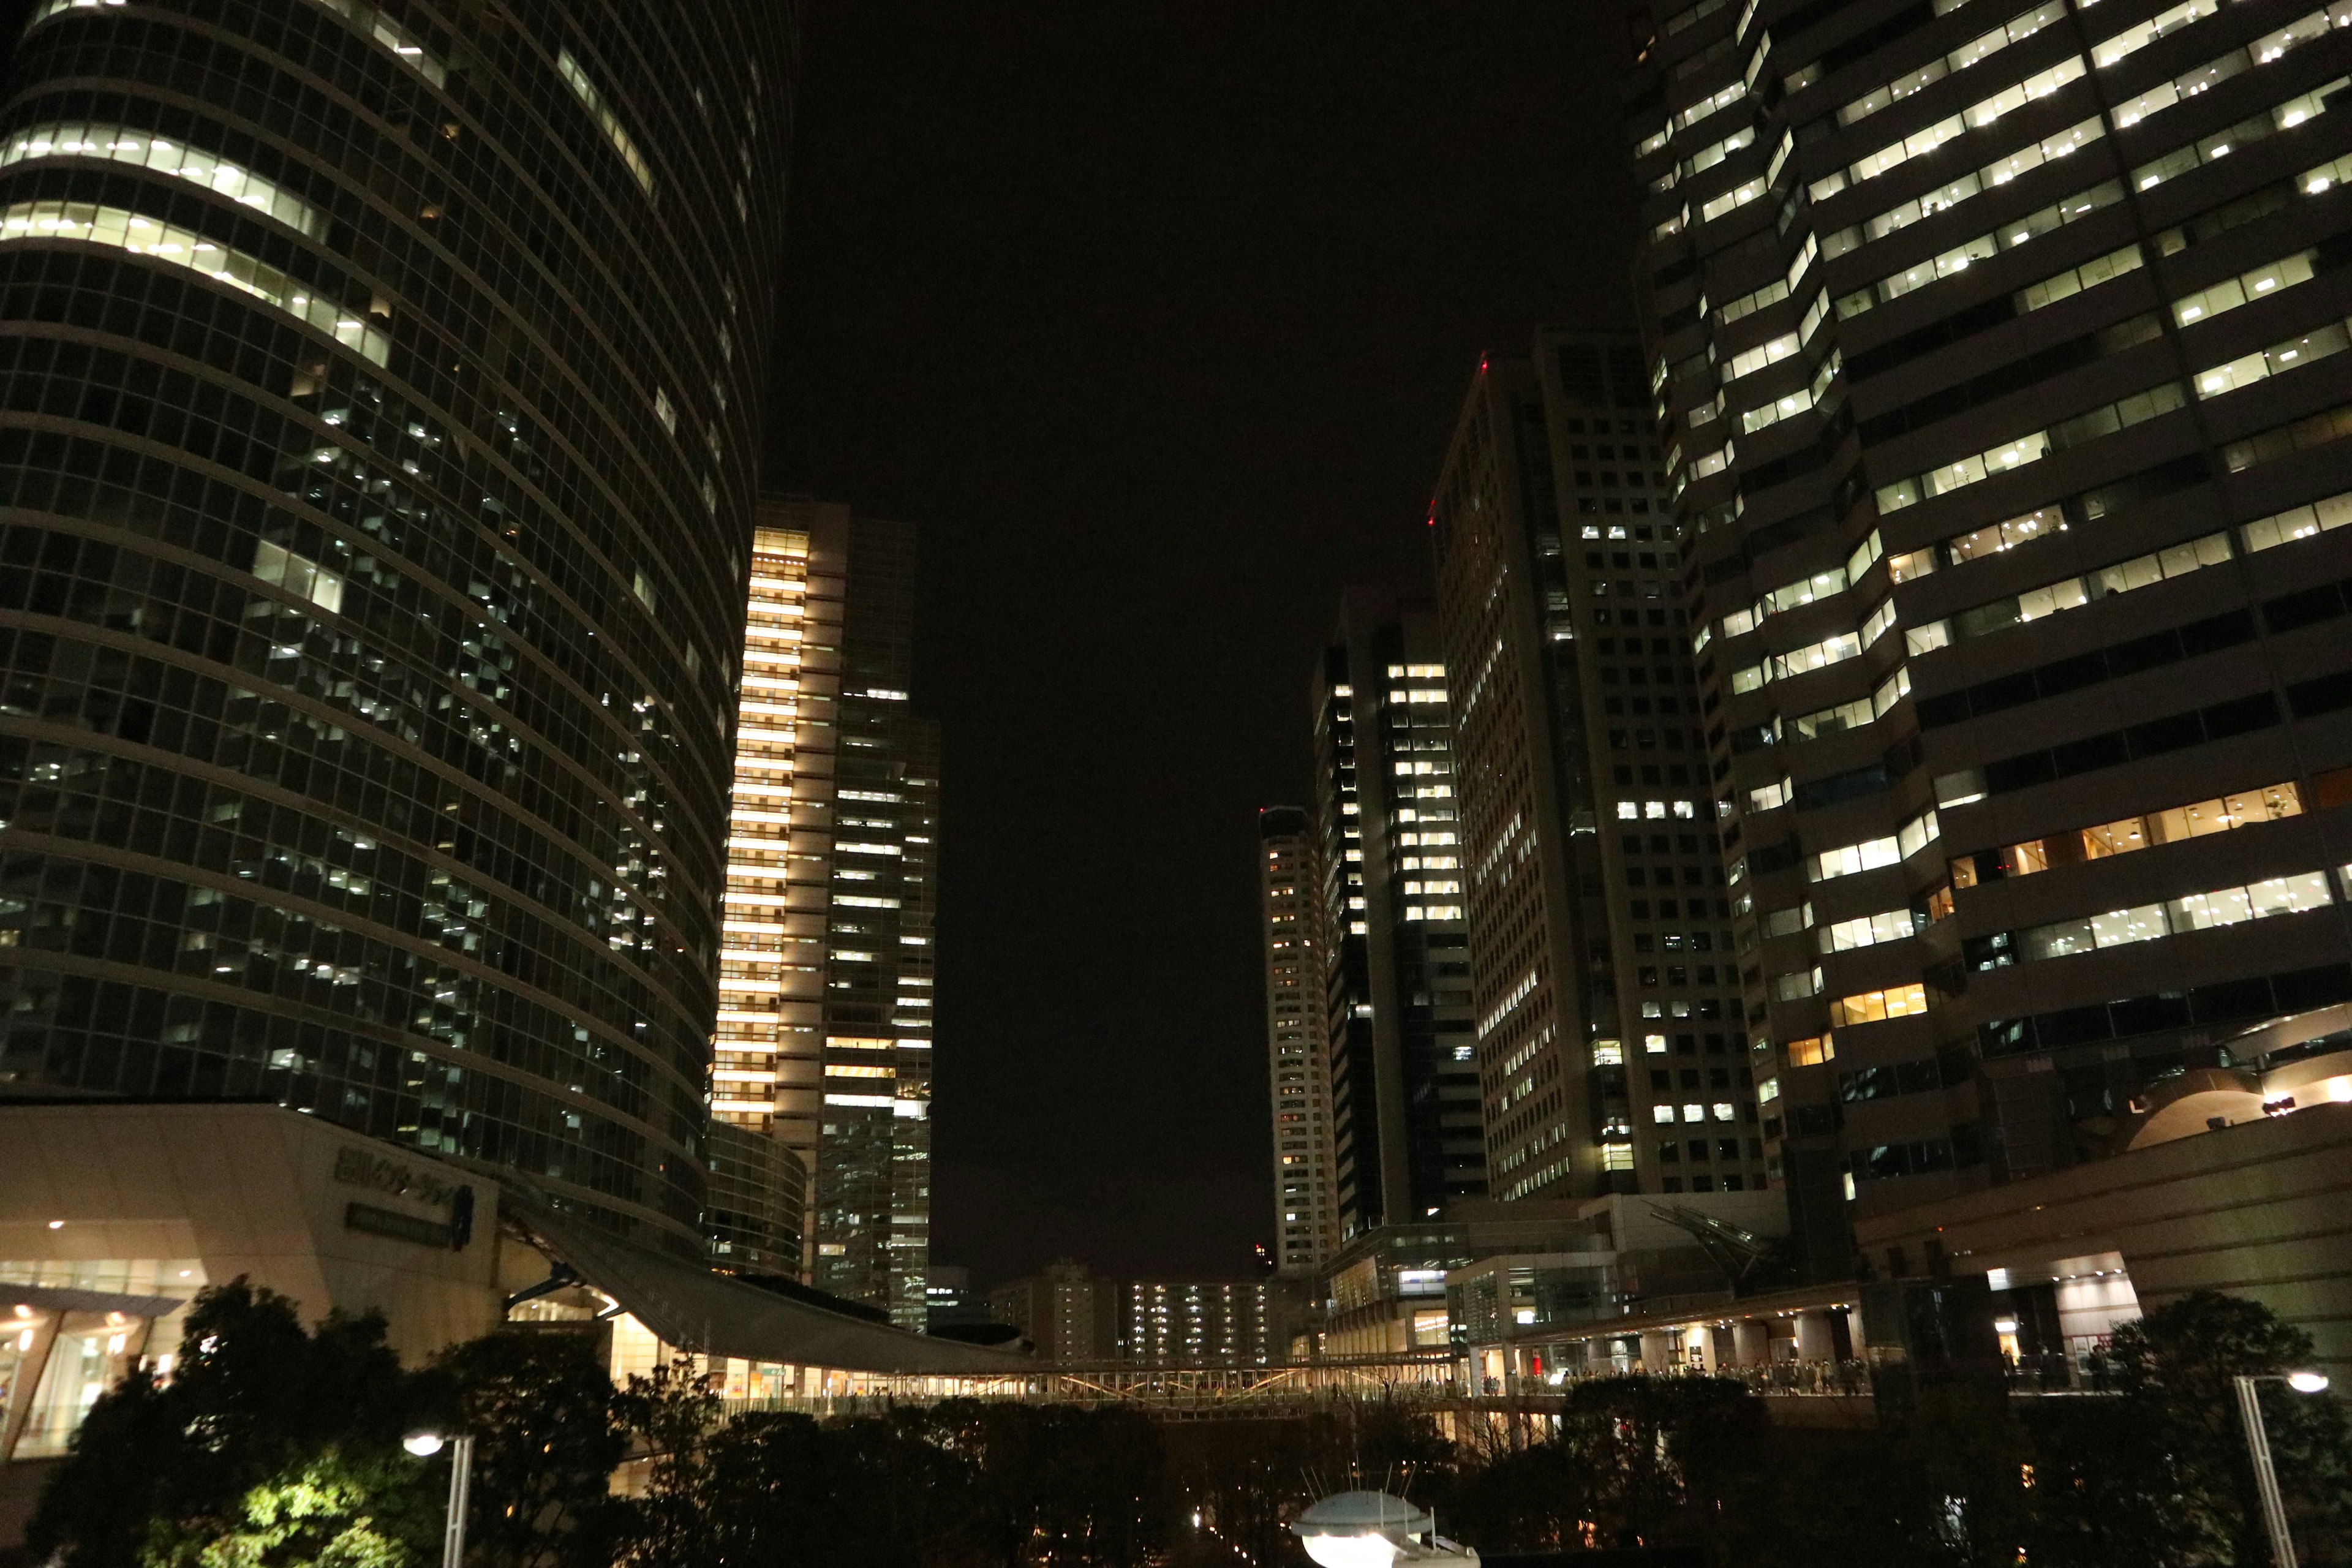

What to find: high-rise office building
left=813, top=513, right=937, bottom=1327
left=1256, top=805, right=1341, bottom=1278
left=718, top=499, right=936, bottom=1324
left=1626, top=0, right=2352, bottom=1261
left=713, top=505, right=843, bottom=1266
left=0, top=1, right=796, bottom=1256
left=1430, top=333, right=1762, bottom=1205
left=1310, top=590, right=1487, bottom=1237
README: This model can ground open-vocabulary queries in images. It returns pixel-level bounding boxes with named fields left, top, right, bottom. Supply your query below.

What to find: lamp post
left=403, top=1427, right=475, bottom=1568
left=2233, top=1371, right=2331, bottom=1568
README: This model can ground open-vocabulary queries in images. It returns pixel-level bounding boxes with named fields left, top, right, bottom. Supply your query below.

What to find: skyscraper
left=717, top=497, right=937, bottom=1324
left=713, top=505, right=843, bottom=1266
left=1430, top=333, right=1762, bottom=1204
left=812, top=511, right=937, bottom=1328
left=1310, top=589, right=1487, bottom=1237
left=0, top=1, right=796, bottom=1256
left=1256, top=805, right=1340, bottom=1278
left=1627, top=0, right=2352, bottom=1261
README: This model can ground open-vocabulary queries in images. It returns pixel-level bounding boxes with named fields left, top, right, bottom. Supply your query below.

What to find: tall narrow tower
left=718, top=499, right=935, bottom=1323
left=1257, top=806, right=1339, bottom=1278
left=1311, top=589, right=1487, bottom=1237
left=1430, top=335, right=1759, bottom=1204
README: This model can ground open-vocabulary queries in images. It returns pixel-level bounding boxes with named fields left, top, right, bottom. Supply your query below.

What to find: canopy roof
left=503, top=1188, right=1034, bottom=1378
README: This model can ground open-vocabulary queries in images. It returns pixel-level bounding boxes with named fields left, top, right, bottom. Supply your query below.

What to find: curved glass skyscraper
left=0, top=0, right=797, bottom=1256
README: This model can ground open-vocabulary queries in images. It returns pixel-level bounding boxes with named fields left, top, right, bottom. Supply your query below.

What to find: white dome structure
left=1291, top=1490, right=1480, bottom=1566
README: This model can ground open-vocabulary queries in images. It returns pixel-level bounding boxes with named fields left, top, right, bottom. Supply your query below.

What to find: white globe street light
left=1292, top=1491, right=1480, bottom=1567
left=402, top=1426, right=475, bottom=1568
left=2234, top=1371, right=2334, bottom=1568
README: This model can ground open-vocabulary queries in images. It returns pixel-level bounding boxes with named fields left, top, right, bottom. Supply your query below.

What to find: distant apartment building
left=1257, top=807, right=1341, bottom=1278
left=1429, top=334, right=1762, bottom=1210
left=1624, top=0, right=2352, bottom=1270
left=1119, top=1279, right=1298, bottom=1365
left=989, top=1260, right=1115, bottom=1360
left=719, top=499, right=937, bottom=1326
left=1310, top=590, right=1489, bottom=1237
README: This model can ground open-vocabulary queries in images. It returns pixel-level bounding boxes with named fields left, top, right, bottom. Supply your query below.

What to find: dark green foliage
left=2021, top=1290, right=2352, bottom=1567
left=427, top=1333, right=628, bottom=1568
left=26, top=1278, right=439, bottom=1568
left=26, top=1281, right=625, bottom=1568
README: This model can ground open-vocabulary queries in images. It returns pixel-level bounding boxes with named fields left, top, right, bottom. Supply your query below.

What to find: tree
left=26, top=1278, right=438, bottom=1568
left=607, top=1358, right=723, bottom=1568
left=429, top=1332, right=627, bottom=1568
left=2026, top=1290, right=2352, bottom=1567
left=1553, top=1374, right=1768, bottom=1550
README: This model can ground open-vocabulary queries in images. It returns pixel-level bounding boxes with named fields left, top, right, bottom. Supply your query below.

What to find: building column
left=1, top=1314, right=62, bottom=1462
left=1638, top=1330, right=1673, bottom=1373
left=1794, top=1311, right=1836, bottom=1365
left=1732, top=1320, right=1769, bottom=1368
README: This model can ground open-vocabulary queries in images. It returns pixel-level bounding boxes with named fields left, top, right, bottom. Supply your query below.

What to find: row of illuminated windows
left=1954, top=776, right=2313, bottom=886
left=0, top=199, right=386, bottom=363
left=1832, top=0, right=2068, bottom=133
left=1908, top=489, right=2349, bottom=657
left=1835, top=79, right=2345, bottom=321
left=1822, top=10, right=2343, bottom=252
left=1874, top=313, right=2346, bottom=515
left=1649, top=1100, right=1743, bottom=1123
left=1, top=121, right=322, bottom=236
left=1807, top=811, right=1943, bottom=883
left=1967, top=867, right=2338, bottom=967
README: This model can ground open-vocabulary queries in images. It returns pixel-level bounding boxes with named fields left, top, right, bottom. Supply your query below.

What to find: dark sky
left=761, top=2, right=1640, bottom=1287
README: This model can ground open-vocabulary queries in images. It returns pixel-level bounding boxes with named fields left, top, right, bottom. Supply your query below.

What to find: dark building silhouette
left=1310, top=588, right=1487, bottom=1236
left=1430, top=331, right=1760, bottom=1206
left=0, top=0, right=801, bottom=1257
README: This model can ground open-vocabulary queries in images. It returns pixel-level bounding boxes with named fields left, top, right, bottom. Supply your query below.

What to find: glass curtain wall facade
left=1257, top=804, right=1340, bottom=1278
left=1626, top=0, right=2352, bottom=1261
left=1430, top=336, right=1760, bottom=1205
left=0, top=0, right=797, bottom=1255
left=812, top=512, right=935, bottom=1329
left=1311, top=588, right=1486, bottom=1237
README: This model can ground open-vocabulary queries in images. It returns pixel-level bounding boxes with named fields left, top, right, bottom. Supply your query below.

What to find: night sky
left=761, top=3, right=1642, bottom=1287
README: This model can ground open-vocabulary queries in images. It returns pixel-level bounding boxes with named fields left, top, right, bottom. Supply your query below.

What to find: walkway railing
left=707, top=1346, right=2123, bottom=1419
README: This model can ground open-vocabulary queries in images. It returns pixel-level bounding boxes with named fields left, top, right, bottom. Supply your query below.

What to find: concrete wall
left=1855, top=1102, right=2352, bottom=1374
left=0, top=1103, right=510, bottom=1365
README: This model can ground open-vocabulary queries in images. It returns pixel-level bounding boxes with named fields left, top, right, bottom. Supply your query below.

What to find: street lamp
left=2233, top=1371, right=2332, bottom=1568
left=402, top=1427, right=475, bottom=1568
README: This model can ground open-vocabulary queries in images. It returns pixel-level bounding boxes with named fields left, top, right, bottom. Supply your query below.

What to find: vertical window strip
left=558, top=49, right=655, bottom=198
